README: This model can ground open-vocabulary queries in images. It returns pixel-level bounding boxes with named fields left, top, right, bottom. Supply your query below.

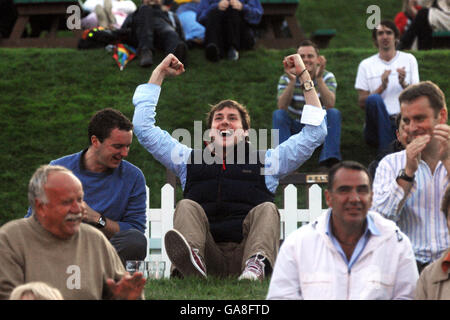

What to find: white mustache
left=65, top=213, right=82, bottom=222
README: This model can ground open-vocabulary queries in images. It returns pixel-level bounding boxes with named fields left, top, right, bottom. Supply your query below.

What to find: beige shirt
left=415, top=249, right=450, bottom=300
left=0, top=217, right=126, bottom=300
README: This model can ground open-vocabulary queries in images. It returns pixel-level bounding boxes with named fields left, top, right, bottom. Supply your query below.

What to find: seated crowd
left=0, top=0, right=449, bottom=301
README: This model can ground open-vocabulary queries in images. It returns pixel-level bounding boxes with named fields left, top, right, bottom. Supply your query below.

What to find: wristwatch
left=96, top=214, right=107, bottom=229
left=397, top=169, right=415, bottom=182
left=301, top=80, right=315, bottom=91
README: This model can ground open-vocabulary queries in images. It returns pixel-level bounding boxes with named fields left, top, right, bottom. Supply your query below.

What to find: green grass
left=297, top=0, right=401, bottom=48
left=1, top=47, right=449, bottom=226
left=144, top=276, right=270, bottom=300
left=0, top=0, right=449, bottom=300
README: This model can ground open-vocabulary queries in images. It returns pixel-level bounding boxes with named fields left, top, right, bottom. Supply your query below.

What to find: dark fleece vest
left=183, top=142, right=274, bottom=243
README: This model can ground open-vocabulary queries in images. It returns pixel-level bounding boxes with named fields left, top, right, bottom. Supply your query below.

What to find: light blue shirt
left=325, top=211, right=381, bottom=271
left=132, top=83, right=327, bottom=193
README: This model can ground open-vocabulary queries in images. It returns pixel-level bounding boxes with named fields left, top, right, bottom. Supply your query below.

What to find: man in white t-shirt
left=355, top=20, right=419, bottom=155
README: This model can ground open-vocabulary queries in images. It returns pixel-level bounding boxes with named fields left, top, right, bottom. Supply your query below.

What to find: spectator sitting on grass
left=120, top=0, right=188, bottom=67
left=132, top=52, right=326, bottom=281
left=273, top=40, right=341, bottom=171
left=355, top=19, right=419, bottom=156
left=196, top=0, right=263, bottom=61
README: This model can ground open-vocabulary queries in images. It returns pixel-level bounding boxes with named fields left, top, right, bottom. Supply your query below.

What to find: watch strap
left=397, top=169, right=415, bottom=182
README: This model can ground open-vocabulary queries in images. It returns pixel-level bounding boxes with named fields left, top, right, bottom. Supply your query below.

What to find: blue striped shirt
left=371, top=150, right=450, bottom=264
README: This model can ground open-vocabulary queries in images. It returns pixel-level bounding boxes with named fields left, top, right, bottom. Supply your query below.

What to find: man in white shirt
left=371, top=81, right=450, bottom=273
left=355, top=20, right=419, bottom=155
left=267, top=161, right=418, bottom=300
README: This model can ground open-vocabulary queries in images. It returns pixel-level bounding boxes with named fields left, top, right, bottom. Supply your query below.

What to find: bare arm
left=315, top=55, right=335, bottom=109
left=283, top=54, right=321, bottom=109
left=148, top=54, right=185, bottom=86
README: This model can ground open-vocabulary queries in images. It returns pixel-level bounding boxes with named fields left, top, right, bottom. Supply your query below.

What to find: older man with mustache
left=0, top=165, right=146, bottom=300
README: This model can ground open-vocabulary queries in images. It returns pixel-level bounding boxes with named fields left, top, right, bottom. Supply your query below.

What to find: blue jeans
left=176, top=3, right=205, bottom=42
left=272, top=108, right=342, bottom=164
left=364, top=94, right=397, bottom=154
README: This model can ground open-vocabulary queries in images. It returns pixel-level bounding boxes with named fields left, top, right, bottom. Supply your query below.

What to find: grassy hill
left=1, top=47, right=449, bottom=226
left=0, top=0, right=449, bottom=300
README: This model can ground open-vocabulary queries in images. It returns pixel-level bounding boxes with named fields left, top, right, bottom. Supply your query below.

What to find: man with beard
left=355, top=20, right=419, bottom=155
left=132, top=53, right=326, bottom=281
left=371, top=81, right=450, bottom=273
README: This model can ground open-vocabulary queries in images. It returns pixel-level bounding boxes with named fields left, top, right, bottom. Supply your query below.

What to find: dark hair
left=298, top=39, right=319, bottom=56
left=372, top=20, right=400, bottom=43
left=399, top=81, right=447, bottom=117
left=88, top=108, right=133, bottom=145
left=206, top=100, right=251, bottom=131
left=328, top=160, right=372, bottom=191
left=441, top=186, right=450, bottom=219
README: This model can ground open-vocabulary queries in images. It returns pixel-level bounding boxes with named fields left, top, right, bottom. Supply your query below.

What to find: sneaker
left=205, top=43, right=220, bottom=62
left=164, top=229, right=207, bottom=278
left=139, top=49, right=153, bottom=68
left=227, top=47, right=239, bottom=61
left=238, top=253, right=266, bottom=281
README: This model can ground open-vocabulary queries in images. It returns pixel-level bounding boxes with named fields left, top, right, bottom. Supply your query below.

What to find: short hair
left=327, top=160, right=371, bottom=191
left=298, top=39, right=319, bottom=56
left=372, top=20, right=400, bottom=41
left=88, top=108, right=133, bottom=145
left=441, top=186, right=450, bottom=219
left=9, top=282, right=64, bottom=300
left=28, top=165, right=76, bottom=214
left=399, top=81, right=447, bottom=116
left=206, top=100, right=251, bottom=131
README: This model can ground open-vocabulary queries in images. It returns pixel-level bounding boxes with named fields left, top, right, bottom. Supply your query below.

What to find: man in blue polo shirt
left=26, top=108, right=147, bottom=265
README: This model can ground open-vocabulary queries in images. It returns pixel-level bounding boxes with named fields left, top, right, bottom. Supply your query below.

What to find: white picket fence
left=144, top=183, right=328, bottom=278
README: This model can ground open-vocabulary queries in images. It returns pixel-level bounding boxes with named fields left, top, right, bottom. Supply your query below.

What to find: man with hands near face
left=196, top=0, right=262, bottom=61
left=273, top=40, right=341, bottom=170
left=355, top=20, right=419, bottom=155
left=371, top=81, right=450, bottom=273
left=132, top=53, right=326, bottom=281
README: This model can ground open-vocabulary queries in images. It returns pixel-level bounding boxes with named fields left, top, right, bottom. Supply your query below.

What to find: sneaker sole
left=164, top=229, right=207, bottom=278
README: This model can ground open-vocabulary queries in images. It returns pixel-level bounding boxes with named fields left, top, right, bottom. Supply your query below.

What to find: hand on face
left=433, top=124, right=450, bottom=162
